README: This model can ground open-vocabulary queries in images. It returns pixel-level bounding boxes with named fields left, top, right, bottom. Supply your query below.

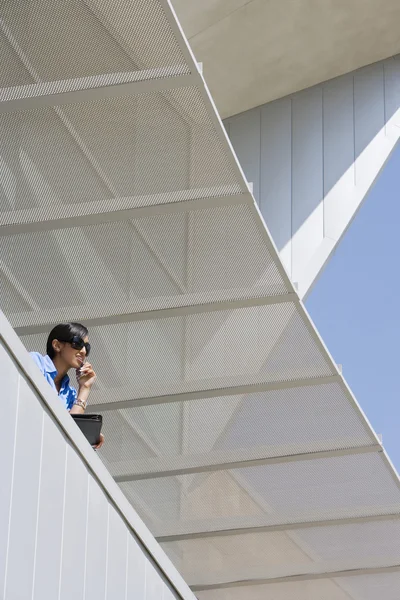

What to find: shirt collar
left=43, top=354, right=70, bottom=387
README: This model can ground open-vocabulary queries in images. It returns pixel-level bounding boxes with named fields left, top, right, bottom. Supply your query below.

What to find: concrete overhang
left=172, top=0, right=400, bottom=117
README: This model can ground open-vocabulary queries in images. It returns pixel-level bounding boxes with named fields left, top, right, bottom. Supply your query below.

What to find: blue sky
left=306, top=143, right=400, bottom=471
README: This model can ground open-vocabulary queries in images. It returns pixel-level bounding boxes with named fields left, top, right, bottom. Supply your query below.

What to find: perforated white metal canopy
left=1, top=1, right=400, bottom=598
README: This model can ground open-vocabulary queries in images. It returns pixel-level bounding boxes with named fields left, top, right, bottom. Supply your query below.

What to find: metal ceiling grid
left=0, top=0, right=189, bottom=86
left=1, top=0, right=400, bottom=598
left=118, top=452, right=400, bottom=537
left=2, top=204, right=287, bottom=327
left=18, top=303, right=334, bottom=388
left=161, top=518, right=400, bottom=587
left=194, top=572, right=400, bottom=600
left=94, top=382, right=376, bottom=480
left=0, top=90, right=244, bottom=220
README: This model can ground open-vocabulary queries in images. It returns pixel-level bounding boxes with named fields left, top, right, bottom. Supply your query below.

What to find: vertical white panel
left=223, top=58, right=400, bottom=296
left=106, top=506, right=128, bottom=600
left=0, top=338, right=191, bottom=600
left=0, top=342, right=19, bottom=596
left=126, top=534, right=146, bottom=598
left=354, top=63, right=385, bottom=187
left=291, top=86, right=324, bottom=284
left=85, top=477, right=108, bottom=599
left=146, top=562, right=164, bottom=600
left=59, top=446, right=88, bottom=600
left=384, top=56, right=400, bottom=139
left=323, top=74, right=355, bottom=194
left=228, top=107, right=261, bottom=203
left=323, top=74, right=356, bottom=239
left=5, top=378, right=43, bottom=600
left=33, top=412, right=67, bottom=600
left=260, top=97, right=292, bottom=274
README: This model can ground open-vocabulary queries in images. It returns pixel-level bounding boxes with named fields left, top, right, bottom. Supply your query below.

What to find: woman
left=30, top=322, right=104, bottom=449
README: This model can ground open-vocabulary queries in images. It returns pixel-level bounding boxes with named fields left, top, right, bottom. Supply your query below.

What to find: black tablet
left=72, top=413, right=103, bottom=446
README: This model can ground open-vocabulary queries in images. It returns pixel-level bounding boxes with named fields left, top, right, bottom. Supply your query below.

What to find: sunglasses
left=59, top=335, right=91, bottom=357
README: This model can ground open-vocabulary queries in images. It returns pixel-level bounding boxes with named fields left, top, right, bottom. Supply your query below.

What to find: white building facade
left=1, top=1, right=400, bottom=598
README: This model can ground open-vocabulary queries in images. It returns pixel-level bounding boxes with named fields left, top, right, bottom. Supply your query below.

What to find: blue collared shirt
left=30, top=352, right=77, bottom=410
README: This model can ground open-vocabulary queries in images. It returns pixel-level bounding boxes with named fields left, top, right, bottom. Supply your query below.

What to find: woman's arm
left=70, top=400, right=86, bottom=415
left=76, top=362, right=96, bottom=404
left=70, top=369, right=93, bottom=414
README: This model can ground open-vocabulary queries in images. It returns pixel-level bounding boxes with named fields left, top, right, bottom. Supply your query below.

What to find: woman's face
left=55, top=336, right=89, bottom=370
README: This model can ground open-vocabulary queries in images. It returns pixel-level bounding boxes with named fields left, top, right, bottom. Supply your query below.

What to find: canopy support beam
left=156, top=511, right=400, bottom=542
left=89, top=374, right=341, bottom=411
left=13, top=289, right=296, bottom=335
left=191, top=563, right=400, bottom=592
left=113, top=444, right=381, bottom=482
left=0, top=192, right=250, bottom=237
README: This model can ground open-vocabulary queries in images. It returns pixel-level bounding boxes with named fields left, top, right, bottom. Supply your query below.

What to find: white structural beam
left=12, top=289, right=296, bottom=335
left=0, top=71, right=196, bottom=113
left=191, top=564, right=400, bottom=592
left=113, top=444, right=381, bottom=482
left=0, top=191, right=250, bottom=237
left=156, top=512, right=400, bottom=542
left=225, top=56, right=400, bottom=297
left=89, top=374, right=341, bottom=412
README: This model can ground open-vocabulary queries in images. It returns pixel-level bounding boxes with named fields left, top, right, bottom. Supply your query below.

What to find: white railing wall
left=0, top=310, right=196, bottom=600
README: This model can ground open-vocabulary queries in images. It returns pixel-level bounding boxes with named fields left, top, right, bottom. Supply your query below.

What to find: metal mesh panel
left=119, top=453, right=400, bottom=537
left=96, top=409, right=157, bottom=467
left=161, top=519, right=400, bottom=586
left=2, top=204, right=288, bottom=330
left=0, top=106, right=111, bottom=212
left=0, top=0, right=190, bottom=87
left=20, top=303, right=334, bottom=400
left=0, top=28, right=34, bottom=88
left=0, top=88, right=242, bottom=219
left=0, top=269, right=32, bottom=314
left=295, top=520, right=400, bottom=563
left=93, top=383, right=375, bottom=479
left=335, top=572, right=400, bottom=600
left=195, top=578, right=377, bottom=600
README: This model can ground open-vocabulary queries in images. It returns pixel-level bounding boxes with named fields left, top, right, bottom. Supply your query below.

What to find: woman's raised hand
left=76, top=362, right=97, bottom=389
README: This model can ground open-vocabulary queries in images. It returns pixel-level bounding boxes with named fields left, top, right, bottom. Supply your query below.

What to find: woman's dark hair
left=46, top=323, right=89, bottom=359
